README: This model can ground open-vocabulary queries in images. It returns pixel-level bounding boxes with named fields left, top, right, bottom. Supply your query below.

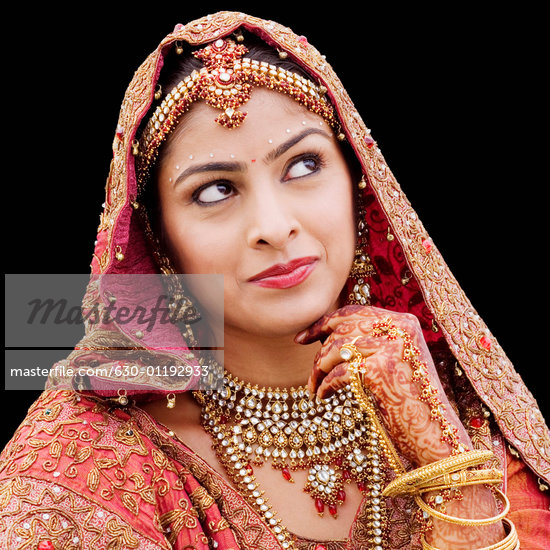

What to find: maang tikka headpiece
left=136, top=37, right=338, bottom=188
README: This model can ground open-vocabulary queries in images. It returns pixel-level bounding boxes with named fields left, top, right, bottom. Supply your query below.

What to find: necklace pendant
left=304, top=463, right=343, bottom=519
left=281, top=466, right=294, bottom=482
left=196, top=371, right=390, bottom=545
left=315, top=497, right=325, bottom=517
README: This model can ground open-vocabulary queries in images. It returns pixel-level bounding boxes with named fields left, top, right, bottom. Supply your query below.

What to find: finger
left=308, top=334, right=376, bottom=394
left=295, top=305, right=366, bottom=344
left=307, top=334, right=353, bottom=394
left=316, top=362, right=353, bottom=399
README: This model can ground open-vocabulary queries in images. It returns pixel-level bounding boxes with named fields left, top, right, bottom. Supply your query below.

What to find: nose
left=245, top=183, right=300, bottom=250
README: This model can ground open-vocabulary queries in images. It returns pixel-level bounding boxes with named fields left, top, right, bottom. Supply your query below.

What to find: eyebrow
left=173, top=161, right=247, bottom=188
left=263, top=127, right=332, bottom=164
left=173, top=127, right=333, bottom=187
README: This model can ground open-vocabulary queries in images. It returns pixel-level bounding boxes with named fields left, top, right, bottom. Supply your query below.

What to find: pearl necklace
left=194, top=371, right=388, bottom=550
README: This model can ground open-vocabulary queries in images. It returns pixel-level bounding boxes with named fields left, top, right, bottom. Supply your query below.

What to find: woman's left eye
left=284, top=155, right=321, bottom=181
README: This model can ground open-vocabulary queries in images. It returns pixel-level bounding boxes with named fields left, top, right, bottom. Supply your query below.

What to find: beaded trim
left=370, top=319, right=467, bottom=455
left=136, top=38, right=337, bottom=189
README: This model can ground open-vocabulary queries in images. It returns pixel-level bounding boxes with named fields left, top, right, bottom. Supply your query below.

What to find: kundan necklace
left=193, top=370, right=390, bottom=550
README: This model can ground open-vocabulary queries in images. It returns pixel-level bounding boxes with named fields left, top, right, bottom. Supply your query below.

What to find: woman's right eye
left=193, top=181, right=235, bottom=205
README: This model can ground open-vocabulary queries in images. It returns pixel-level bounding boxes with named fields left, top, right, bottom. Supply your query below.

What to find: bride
left=1, top=12, right=548, bottom=550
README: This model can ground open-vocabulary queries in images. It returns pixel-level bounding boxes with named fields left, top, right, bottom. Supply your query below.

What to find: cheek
left=161, top=207, right=239, bottom=275
left=167, top=225, right=229, bottom=274
left=316, top=178, right=356, bottom=259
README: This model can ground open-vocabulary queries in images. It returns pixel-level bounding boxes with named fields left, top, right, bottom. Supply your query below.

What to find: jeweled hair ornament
left=136, top=38, right=337, bottom=188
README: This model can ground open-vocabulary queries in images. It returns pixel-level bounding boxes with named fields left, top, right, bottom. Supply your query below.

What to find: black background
left=3, top=4, right=547, bottom=447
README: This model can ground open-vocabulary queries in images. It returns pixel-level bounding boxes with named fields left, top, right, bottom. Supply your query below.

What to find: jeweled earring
left=161, top=267, right=201, bottom=347
left=133, top=201, right=200, bottom=346
left=349, top=177, right=375, bottom=305
left=166, top=393, right=176, bottom=409
left=163, top=272, right=201, bottom=324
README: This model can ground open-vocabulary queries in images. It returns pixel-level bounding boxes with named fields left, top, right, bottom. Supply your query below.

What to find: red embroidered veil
left=1, top=11, right=548, bottom=550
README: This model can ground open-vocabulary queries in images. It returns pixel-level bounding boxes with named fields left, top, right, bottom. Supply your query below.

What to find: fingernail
left=295, top=331, right=306, bottom=343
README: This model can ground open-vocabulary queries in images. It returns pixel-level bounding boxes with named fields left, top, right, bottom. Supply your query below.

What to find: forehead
left=164, top=88, right=332, bottom=155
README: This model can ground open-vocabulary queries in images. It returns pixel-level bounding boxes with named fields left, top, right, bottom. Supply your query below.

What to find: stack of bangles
left=339, top=338, right=520, bottom=550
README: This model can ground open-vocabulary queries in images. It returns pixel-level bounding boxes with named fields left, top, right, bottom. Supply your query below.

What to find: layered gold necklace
left=194, top=371, right=388, bottom=550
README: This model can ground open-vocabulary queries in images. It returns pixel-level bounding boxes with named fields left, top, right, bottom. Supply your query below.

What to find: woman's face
left=156, top=88, right=356, bottom=338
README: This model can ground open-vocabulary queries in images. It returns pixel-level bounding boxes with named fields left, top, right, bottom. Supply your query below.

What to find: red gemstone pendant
left=315, top=497, right=325, bottom=516
left=281, top=467, right=294, bottom=482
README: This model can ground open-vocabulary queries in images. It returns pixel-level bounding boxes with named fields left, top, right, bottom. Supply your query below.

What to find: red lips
left=248, top=256, right=318, bottom=289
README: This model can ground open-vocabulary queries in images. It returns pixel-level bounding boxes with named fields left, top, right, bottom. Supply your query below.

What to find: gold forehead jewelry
left=137, top=38, right=338, bottom=188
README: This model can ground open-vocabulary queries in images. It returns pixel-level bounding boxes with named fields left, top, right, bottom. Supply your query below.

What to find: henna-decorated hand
left=295, top=305, right=472, bottom=466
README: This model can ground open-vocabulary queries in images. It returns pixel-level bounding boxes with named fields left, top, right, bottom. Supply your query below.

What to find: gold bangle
left=421, top=518, right=518, bottom=550
left=382, top=450, right=495, bottom=497
left=415, top=487, right=510, bottom=527
left=417, top=468, right=504, bottom=494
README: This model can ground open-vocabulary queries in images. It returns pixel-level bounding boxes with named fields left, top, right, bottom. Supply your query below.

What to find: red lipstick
left=248, top=256, right=318, bottom=289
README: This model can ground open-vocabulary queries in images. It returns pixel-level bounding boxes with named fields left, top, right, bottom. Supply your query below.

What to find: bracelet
left=415, top=487, right=510, bottom=527
left=421, top=518, right=518, bottom=550
left=382, top=450, right=495, bottom=497
left=369, top=318, right=465, bottom=453
left=417, top=468, right=503, bottom=494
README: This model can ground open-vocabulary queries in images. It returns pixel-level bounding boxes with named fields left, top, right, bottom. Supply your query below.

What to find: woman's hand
left=295, top=305, right=472, bottom=467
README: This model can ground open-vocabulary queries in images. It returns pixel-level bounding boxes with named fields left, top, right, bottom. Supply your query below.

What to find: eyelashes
left=191, top=151, right=327, bottom=206
left=192, top=181, right=234, bottom=205
left=283, top=151, right=326, bottom=181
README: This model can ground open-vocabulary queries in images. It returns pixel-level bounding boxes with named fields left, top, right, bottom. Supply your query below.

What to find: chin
left=230, top=292, right=341, bottom=338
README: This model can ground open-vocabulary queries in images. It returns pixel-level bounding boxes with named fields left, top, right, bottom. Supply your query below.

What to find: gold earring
left=349, top=186, right=375, bottom=305
left=136, top=201, right=201, bottom=324
left=163, top=272, right=202, bottom=324
left=117, top=388, right=129, bottom=406
left=135, top=199, right=201, bottom=346
left=166, top=393, right=176, bottom=409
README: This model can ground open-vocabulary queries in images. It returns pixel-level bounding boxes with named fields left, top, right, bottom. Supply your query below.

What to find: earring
left=166, top=393, right=176, bottom=409
left=164, top=273, right=202, bottom=324
left=133, top=201, right=200, bottom=346
left=161, top=268, right=201, bottom=347
left=349, top=178, right=375, bottom=305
